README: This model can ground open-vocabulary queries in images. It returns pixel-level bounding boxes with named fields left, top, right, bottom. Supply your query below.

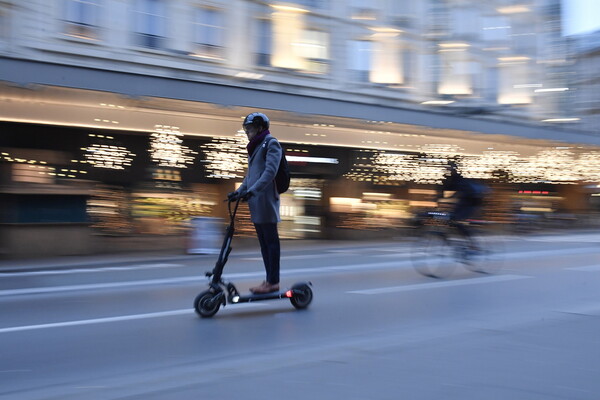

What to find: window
left=133, top=0, right=167, bottom=49
left=296, top=29, right=330, bottom=74
left=511, top=19, right=537, bottom=55
left=256, top=18, right=272, bottom=67
left=64, top=0, right=101, bottom=39
left=348, top=40, right=372, bottom=82
left=402, top=48, right=414, bottom=85
left=482, top=16, right=510, bottom=42
left=485, top=67, right=499, bottom=103
left=450, top=7, right=480, bottom=40
left=12, top=164, right=53, bottom=184
left=192, top=8, right=225, bottom=59
left=428, top=0, right=450, bottom=36
left=349, top=0, right=377, bottom=20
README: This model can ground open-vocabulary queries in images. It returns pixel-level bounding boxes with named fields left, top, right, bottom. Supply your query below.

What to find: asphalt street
left=2, top=232, right=600, bottom=399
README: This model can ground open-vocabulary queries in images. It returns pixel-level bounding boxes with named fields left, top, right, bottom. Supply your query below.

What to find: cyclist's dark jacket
left=442, top=172, right=486, bottom=219
left=443, top=172, right=485, bottom=201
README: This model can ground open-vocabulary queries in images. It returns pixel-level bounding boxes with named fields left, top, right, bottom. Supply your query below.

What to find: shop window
left=14, top=195, right=88, bottom=224
left=133, top=0, right=167, bottom=49
left=64, top=0, right=102, bottom=40
left=12, top=164, right=54, bottom=184
left=192, top=7, right=225, bottom=60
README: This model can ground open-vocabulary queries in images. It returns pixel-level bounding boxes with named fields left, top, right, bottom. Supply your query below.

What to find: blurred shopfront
left=1, top=121, right=599, bottom=258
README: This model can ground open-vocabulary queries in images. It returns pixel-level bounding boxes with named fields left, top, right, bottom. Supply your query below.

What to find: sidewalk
left=2, top=228, right=599, bottom=273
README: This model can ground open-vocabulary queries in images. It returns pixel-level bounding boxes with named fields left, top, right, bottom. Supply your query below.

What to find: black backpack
left=265, top=137, right=290, bottom=194
left=465, top=179, right=489, bottom=199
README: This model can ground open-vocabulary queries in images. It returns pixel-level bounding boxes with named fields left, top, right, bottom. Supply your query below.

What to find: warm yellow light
left=498, top=56, right=530, bottom=62
left=438, top=84, right=472, bottom=95
left=362, top=192, right=391, bottom=200
left=409, top=201, right=437, bottom=207
left=438, top=43, right=470, bottom=48
left=270, top=4, right=309, bottom=13
left=409, top=189, right=437, bottom=195
left=498, top=94, right=532, bottom=104
left=351, top=15, right=376, bottom=20
left=369, top=27, right=403, bottom=34
left=497, top=5, right=530, bottom=14
left=521, top=207, right=553, bottom=212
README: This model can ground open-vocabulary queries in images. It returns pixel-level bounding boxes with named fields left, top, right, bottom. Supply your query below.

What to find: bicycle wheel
left=463, top=232, right=505, bottom=274
left=411, top=229, right=458, bottom=278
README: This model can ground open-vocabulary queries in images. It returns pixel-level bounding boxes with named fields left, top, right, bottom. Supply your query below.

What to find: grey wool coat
left=238, top=134, right=283, bottom=224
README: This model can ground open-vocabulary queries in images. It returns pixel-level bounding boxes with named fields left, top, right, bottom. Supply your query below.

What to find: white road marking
left=0, top=263, right=183, bottom=277
left=0, top=261, right=400, bottom=296
left=0, top=304, right=266, bottom=334
left=1, top=245, right=599, bottom=297
left=0, top=276, right=205, bottom=296
left=0, top=309, right=192, bottom=333
left=347, top=274, right=531, bottom=295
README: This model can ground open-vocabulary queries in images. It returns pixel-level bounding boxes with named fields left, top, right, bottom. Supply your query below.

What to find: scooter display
left=193, top=197, right=313, bottom=318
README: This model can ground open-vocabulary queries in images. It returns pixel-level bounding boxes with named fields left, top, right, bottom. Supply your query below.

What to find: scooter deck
left=231, top=290, right=293, bottom=304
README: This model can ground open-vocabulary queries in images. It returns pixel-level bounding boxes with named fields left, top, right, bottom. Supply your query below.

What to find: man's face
left=243, top=124, right=260, bottom=140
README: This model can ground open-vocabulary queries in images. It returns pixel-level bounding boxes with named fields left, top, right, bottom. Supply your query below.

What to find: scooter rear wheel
left=194, top=290, right=221, bottom=318
left=290, top=283, right=313, bottom=309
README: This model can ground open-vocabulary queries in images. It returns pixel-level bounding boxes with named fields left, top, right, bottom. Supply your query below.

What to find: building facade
left=569, top=29, right=600, bottom=133
left=1, top=0, right=599, bottom=257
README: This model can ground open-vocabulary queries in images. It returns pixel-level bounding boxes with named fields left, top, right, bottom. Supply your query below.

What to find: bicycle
left=410, top=211, right=505, bottom=279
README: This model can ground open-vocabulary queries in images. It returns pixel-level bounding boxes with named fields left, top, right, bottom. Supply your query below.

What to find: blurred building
left=1, top=0, right=599, bottom=257
left=568, top=29, right=600, bottom=133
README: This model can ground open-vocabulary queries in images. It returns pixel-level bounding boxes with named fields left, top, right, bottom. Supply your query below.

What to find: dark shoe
left=250, top=281, right=267, bottom=294
left=251, top=282, right=280, bottom=294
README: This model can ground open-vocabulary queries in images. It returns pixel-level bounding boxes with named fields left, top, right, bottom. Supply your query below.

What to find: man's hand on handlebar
left=226, top=189, right=253, bottom=202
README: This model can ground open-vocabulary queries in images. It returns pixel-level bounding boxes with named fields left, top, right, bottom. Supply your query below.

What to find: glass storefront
left=2, top=121, right=598, bottom=252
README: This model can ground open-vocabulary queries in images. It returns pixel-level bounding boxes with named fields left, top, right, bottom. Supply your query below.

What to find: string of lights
left=149, top=125, right=197, bottom=168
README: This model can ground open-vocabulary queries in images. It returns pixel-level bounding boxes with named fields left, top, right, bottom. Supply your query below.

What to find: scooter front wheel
left=290, top=283, right=313, bottom=310
left=194, top=290, right=222, bottom=318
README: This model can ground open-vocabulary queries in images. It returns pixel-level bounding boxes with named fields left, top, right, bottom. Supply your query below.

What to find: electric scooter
left=193, top=197, right=313, bottom=318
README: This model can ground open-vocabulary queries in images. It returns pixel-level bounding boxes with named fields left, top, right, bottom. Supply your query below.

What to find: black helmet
left=243, top=112, right=270, bottom=131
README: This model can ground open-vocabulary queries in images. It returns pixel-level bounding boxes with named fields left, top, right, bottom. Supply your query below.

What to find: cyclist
left=437, top=161, right=488, bottom=248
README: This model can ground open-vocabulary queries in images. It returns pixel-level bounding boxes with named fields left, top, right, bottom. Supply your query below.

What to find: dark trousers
left=254, top=223, right=280, bottom=284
